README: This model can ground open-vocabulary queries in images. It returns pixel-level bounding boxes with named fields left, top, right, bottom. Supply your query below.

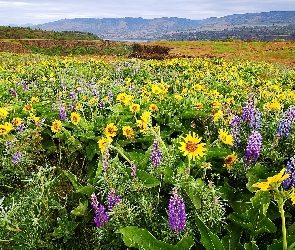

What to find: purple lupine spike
left=168, top=188, right=186, bottom=233
left=91, top=193, right=109, bottom=228
left=282, top=156, right=295, bottom=190
left=12, top=151, right=22, bottom=164
left=22, top=80, right=29, bottom=90
left=10, top=88, right=17, bottom=97
left=242, top=99, right=261, bottom=130
left=278, top=106, right=295, bottom=138
left=70, top=91, right=77, bottom=100
left=59, top=105, right=67, bottom=121
left=150, top=139, right=162, bottom=167
left=16, top=123, right=25, bottom=133
left=99, top=100, right=105, bottom=109
left=107, top=188, right=121, bottom=210
left=130, top=162, right=137, bottom=179
left=244, top=130, right=263, bottom=168
left=230, top=115, right=241, bottom=147
left=108, top=91, right=113, bottom=102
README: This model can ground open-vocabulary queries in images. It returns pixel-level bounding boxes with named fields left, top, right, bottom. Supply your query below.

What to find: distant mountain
left=30, top=11, right=295, bottom=41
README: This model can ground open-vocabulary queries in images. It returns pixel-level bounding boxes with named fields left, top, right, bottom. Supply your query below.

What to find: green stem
left=109, top=145, right=131, bottom=164
left=278, top=198, right=288, bottom=250
left=150, top=127, right=170, bottom=157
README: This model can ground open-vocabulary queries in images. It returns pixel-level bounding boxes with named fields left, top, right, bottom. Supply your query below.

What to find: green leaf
left=71, top=200, right=88, bottom=217
left=195, top=215, right=225, bottom=250
left=183, top=179, right=202, bottom=210
left=137, top=170, right=160, bottom=188
left=77, top=186, right=96, bottom=196
left=206, top=146, right=232, bottom=160
left=244, top=242, right=259, bottom=250
left=118, top=226, right=194, bottom=250
left=163, top=165, right=174, bottom=184
left=63, top=170, right=82, bottom=190
left=85, top=140, right=99, bottom=160
left=221, top=223, right=244, bottom=250
left=267, top=235, right=295, bottom=250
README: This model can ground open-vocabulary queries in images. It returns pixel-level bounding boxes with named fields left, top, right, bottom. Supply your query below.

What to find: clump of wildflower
left=168, top=188, right=186, bottom=234
left=244, top=130, right=263, bottom=168
left=91, top=193, right=109, bottom=228
left=179, top=132, right=206, bottom=161
left=282, top=156, right=295, bottom=190
left=12, top=151, right=22, bottom=164
left=150, top=138, right=162, bottom=167
left=107, top=188, right=121, bottom=210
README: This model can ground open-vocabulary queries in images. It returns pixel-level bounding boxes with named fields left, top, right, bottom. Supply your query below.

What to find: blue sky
left=1, top=0, right=295, bottom=25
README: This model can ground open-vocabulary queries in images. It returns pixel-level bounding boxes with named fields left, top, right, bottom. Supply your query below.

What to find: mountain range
left=31, top=11, right=295, bottom=41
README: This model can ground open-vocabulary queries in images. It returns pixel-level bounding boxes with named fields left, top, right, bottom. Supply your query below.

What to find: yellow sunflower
left=51, top=120, right=62, bottom=133
left=71, top=112, right=81, bottom=125
left=12, top=117, right=22, bottom=127
left=98, top=136, right=113, bottom=153
left=104, top=123, right=118, bottom=137
left=149, top=104, right=159, bottom=112
left=219, top=129, right=234, bottom=146
left=179, top=132, right=206, bottom=161
left=122, top=126, right=135, bottom=139
left=0, top=108, right=9, bottom=118
left=129, top=103, right=140, bottom=113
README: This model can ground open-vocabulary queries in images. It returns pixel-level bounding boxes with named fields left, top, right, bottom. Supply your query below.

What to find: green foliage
left=118, top=226, right=194, bottom=249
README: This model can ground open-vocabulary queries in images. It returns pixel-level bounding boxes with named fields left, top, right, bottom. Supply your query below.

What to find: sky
left=1, top=0, right=295, bottom=26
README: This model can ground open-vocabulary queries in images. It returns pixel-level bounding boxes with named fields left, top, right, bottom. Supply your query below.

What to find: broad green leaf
left=221, top=223, right=244, bottom=250
left=71, top=200, right=88, bottom=217
left=63, top=170, right=82, bottom=190
left=267, top=235, right=295, bottom=250
left=183, top=179, right=202, bottom=210
left=77, top=186, right=96, bottom=196
left=206, top=146, right=232, bottom=160
left=195, top=215, right=225, bottom=250
left=118, top=226, right=194, bottom=250
left=137, top=170, right=160, bottom=188
left=244, top=242, right=259, bottom=250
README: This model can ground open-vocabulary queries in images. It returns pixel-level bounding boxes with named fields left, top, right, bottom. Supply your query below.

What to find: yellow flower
left=129, top=103, right=140, bottom=113
left=0, top=108, right=9, bottom=118
left=213, top=110, right=223, bottom=122
left=141, top=111, right=151, bottom=123
left=51, top=120, right=62, bottom=133
left=224, top=152, right=238, bottom=170
left=252, top=168, right=290, bottom=192
left=136, top=119, right=148, bottom=133
left=266, top=168, right=290, bottom=184
left=0, top=122, right=13, bottom=135
left=149, top=104, right=159, bottom=112
left=104, top=123, right=118, bottom=137
left=212, top=99, right=221, bottom=109
left=174, top=94, right=183, bottom=101
left=23, top=104, right=34, bottom=112
left=122, top=126, right=135, bottom=139
left=12, top=117, right=22, bottom=127
left=151, top=85, right=162, bottom=95
left=252, top=181, right=271, bottom=191
left=98, top=136, right=113, bottom=154
left=192, top=84, right=204, bottom=91
left=290, top=187, right=295, bottom=205
left=179, top=132, right=206, bottom=161
left=30, top=114, right=40, bottom=125
left=219, top=129, right=234, bottom=146
left=31, top=97, right=39, bottom=103
left=88, top=98, right=98, bottom=105
left=193, top=102, right=203, bottom=110
left=71, top=112, right=81, bottom=125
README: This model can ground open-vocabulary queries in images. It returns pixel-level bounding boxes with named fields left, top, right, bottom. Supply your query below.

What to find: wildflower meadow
left=1, top=52, right=295, bottom=249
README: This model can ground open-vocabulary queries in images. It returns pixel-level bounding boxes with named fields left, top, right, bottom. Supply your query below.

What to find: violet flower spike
left=282, top=156, right=295, bottom=190
left=150, top=139, right=162, bottom=167
left=91, top=193, right=109, bottom=228
left=168, top=188, right=186, bottom=234
left=244, top=130, right=263, bottom=169
left=107, top=188, right=121, bottom=210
